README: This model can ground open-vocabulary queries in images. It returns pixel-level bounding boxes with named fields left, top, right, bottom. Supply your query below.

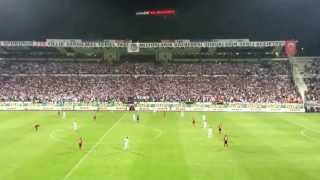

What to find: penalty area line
left=300, top=130, right=309, bottom=138
left=300, top=130, right=317, bottom=141
left=63, top=113, right=127, bottom=180
left=284, top=119, right=320, bottom=134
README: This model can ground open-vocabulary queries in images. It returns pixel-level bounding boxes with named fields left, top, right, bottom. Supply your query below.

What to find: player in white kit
left=132, top=113, right=136, bottom=122
left=203, top=119, right=208, bottom=129
left=123, top=136, right=129, bottom=151
left=62, top=111, right=66, bottom=119
left=73, top=121, right=78, bottom=131
left=208, top=127, right=213, bottom=138
left=202, top=114, right=207, bottom=121
left=180, top=111, right=185, bottom=118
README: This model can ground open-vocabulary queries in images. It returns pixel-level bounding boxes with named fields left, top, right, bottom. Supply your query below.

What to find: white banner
left=127, top=43, right=140, bottom=53
left=0, top=39, right=287, bottom=48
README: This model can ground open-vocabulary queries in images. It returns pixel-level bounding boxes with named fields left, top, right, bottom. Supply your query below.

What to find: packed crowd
left=0, top=61, right=289, bottom=75
left=304, top=59, right=320, bottom=75
left=304, top=58, right=320, bottom=102
left=0, top=61, right=302, bottom=103
left=304, top=78, right=320, bottom=101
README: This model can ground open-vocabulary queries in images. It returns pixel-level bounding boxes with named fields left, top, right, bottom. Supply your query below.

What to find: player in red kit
left=136, top=113, right=140, bottom=123
left=34, top=124, right=40, bottom=132
left=218, top=124, right=223, bottom=134
left=78, top=137, right=84, bottom=150
left=192, top=117, right=196, bottom=127
left=93, top=112, right=97, bottom=121
left=224, top=134, right=229, bottom=148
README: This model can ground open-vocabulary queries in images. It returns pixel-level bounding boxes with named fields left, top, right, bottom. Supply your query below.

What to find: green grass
left=0, top=111, right=320, bottom=180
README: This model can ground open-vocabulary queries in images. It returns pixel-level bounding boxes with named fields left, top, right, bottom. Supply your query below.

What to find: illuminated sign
left=136, top=9, right=176, bottom=16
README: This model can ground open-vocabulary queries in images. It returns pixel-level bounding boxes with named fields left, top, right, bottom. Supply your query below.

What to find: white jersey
left=202, top=115, right=206, bottom=121
left=123, top=138, right=129, bottom=150
left=73, top=122, right=78, bottom=131
left=208, top=128, right=213, bottom=138
left=132, top=114, right=136, bottom=121
left=180, top=111, right=185, bottom=118
left=62, top=111, right=66, bottom=119
left=203, top=121, right=208, bottom=129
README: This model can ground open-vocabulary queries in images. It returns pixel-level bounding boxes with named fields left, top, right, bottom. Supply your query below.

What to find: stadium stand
left=303, top=58, right=320, bottom=111
left=0, top=60, right=302, bottom=104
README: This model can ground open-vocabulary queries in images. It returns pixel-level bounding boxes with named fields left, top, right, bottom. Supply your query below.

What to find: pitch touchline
left=63, top=113, right=127, bottom=180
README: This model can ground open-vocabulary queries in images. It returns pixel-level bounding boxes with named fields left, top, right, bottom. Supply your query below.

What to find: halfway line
left=63, top=113, right=127, bottom=180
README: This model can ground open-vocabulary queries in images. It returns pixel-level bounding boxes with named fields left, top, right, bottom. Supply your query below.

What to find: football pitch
left=0, top=111, right=319, bottom=180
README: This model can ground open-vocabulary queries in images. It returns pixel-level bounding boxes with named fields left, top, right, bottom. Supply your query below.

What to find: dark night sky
left=0, top=0, right=319, bottom=54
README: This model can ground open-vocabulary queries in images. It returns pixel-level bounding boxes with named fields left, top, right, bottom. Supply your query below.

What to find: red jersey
left=34, top=124, right=40, bottom=131
left=78, top=138, right=83, bottom=149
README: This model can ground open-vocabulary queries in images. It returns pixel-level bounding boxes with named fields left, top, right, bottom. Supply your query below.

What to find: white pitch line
left=153, top=128, right=163, bottom=140
left=135, top=124, right=163, bottom=141
left=285, top=120, right=320, bottom=134
left=63, top=113, right=127, bottom=180
left=300, top=130, right=309, bottom=138
left=50, top=129, right=70, bottom=144
left=300, top=130, right=317, bottom=141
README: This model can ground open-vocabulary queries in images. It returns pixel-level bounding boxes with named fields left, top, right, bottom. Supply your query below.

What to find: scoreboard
left=136, top=9, right=176, bottom=16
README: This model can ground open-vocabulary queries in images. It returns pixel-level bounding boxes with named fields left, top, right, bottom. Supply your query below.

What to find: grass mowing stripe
left=63, top=113, right=127, bottom=180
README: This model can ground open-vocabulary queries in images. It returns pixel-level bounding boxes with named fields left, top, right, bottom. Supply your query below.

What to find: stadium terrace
left=0, top=38, right=316, bottom=112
